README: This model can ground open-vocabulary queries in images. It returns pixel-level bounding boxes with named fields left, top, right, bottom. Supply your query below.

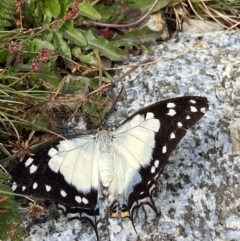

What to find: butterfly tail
left=57, top=203, right=101, bottom=240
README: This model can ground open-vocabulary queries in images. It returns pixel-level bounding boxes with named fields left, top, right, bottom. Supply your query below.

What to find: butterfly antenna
left=104, top=85, right=124, bottom=121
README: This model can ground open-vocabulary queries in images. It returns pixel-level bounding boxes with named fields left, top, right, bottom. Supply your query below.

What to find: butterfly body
left=10, top=96, right=209, bottom=239
left=97, top=129, right=115, bottom=188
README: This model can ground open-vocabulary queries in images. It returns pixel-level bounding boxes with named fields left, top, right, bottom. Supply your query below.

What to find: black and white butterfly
left=10, top=96, right=208, bottom=239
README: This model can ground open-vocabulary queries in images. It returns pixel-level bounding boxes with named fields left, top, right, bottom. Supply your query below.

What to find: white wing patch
left=29, top=164, right=38, bottom=174
left=60, top=190, right=67, bottom=197
left=170, top=132, right=176, bottom=139
left=162, top=145, right=167, bottom=154
left=25, top=157, right=34, bottom=167
left=177, top=122, right=183, bottom=128
left=190, top=99, right=197, bottom=104
left=45, top=185, right=51, bottom=192
left=154, top=160, right=159, bottom=167
left=167, top=109, right=176, bottom=116
left=48, top=151, right=67, bottom=173
left=12, top=181, right=17, bottom=191
left=190, top=106, right=198, bottom=112
left=48, top=148, right=58, bottom=157
left=48, top=136, right=98, bottom=192
left=33, top=182, right=38, bottom=189
left=115, top=114, right=160, bottom=169
left=114, top=113, right=160, bottom=168
left=167, top=102, right=176, bottom=108
left=108, top=113, right=160, bottom=198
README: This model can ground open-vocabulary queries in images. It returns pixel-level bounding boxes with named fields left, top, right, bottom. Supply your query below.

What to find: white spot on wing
left=48, top=148, right=58, bottom=157
left=22, top=186, right=26, bottom=191
left=190, top=106, right=198, bottom=112
left=167, top=109, right=176, bottom=116
left=151, top=166, right=155, bottom=173
left=177, top=122, right=183, bottom=128
left=48, top=151, right=67, bottom=173
left=170, top=132, right=176, bottom=139
left=186, top=115, right=191, bottom=120
left=29, top=164, right=38, bottom=174
left=75, top=196, right=82, bottom=203
left=45, top=185, right=51, bottom=192
left=190, top=99, right=196, bottom=104
left=82, top=197, right=89, bottom=205
left=146, top=112, right=154, bottom=119
left=33, top=182, right=38, bottom=189
left=162, top=145, right=167, bottom=153
left=60, top=190, right=67, bottom=197
left=12, top=182, right=17, bottom=191
left=167, top=102, right=176, bottom=108
left=25, top=157, right=34, bottom=167
left=154, top=160, right=159, bottom=168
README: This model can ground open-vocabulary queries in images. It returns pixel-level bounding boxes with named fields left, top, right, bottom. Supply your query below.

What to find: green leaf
left=43, top=7, right=53, bottom=24
left=27, top=38, right=57, bottom=62
left=78, top=2, right=101, bottom=20
left=128, top=0, right=170, bottom=13
left=61, top=21, right=86, bottom=46
left=82, top=30, right=128, bottom=61
left=28, top=74, right=41, bottom=87
left=82, top=101, right=108, bottom=125
left=58, top=0, right=69, bottom=18
left=111, top=26, right=162, bottom=47
left=72, top=47, right=97, bottom=66
left=33, top=1, right=44, bottom=26
left=43, top=28, right=53, bottom=42
left=28, top=38, right=55, bottom=52
left=45, top=0, right=60, bottom=18
left=94, top=3, right=119, bottom=22
left=0, top=49, right=8, bottom=63
left=61, top=76, right=90, bottom=94
left=52, top=28, right=72, bottom=63
left=39, top=71, right=59, bottom=87
left=22, top=0, right=34, bottom=24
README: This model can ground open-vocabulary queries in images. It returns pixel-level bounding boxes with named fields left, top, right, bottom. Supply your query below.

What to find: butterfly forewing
left=112, top=96, right=208, bottom=217
left=10, top=96, right=208, bottom=239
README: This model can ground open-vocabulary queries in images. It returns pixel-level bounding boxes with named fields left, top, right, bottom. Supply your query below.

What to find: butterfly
left=10, top=96, right=208, bottom=240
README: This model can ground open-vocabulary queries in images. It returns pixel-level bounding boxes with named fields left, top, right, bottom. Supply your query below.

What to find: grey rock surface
left=26, top=29, right=240, bottom=241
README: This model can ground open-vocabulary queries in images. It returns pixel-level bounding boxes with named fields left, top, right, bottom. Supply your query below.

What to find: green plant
left=0, top=0, right=16, bottom=30
left=0, top=0, right=169, bottom=145
left=0, top=169, right=23, bottom=241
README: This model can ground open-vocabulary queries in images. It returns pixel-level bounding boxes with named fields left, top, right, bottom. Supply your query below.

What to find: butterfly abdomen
left=97, top=130, right=114, bottom=187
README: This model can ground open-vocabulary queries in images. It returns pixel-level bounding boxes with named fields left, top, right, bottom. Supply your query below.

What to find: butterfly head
left=97, top=122, right=109, bottom=132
